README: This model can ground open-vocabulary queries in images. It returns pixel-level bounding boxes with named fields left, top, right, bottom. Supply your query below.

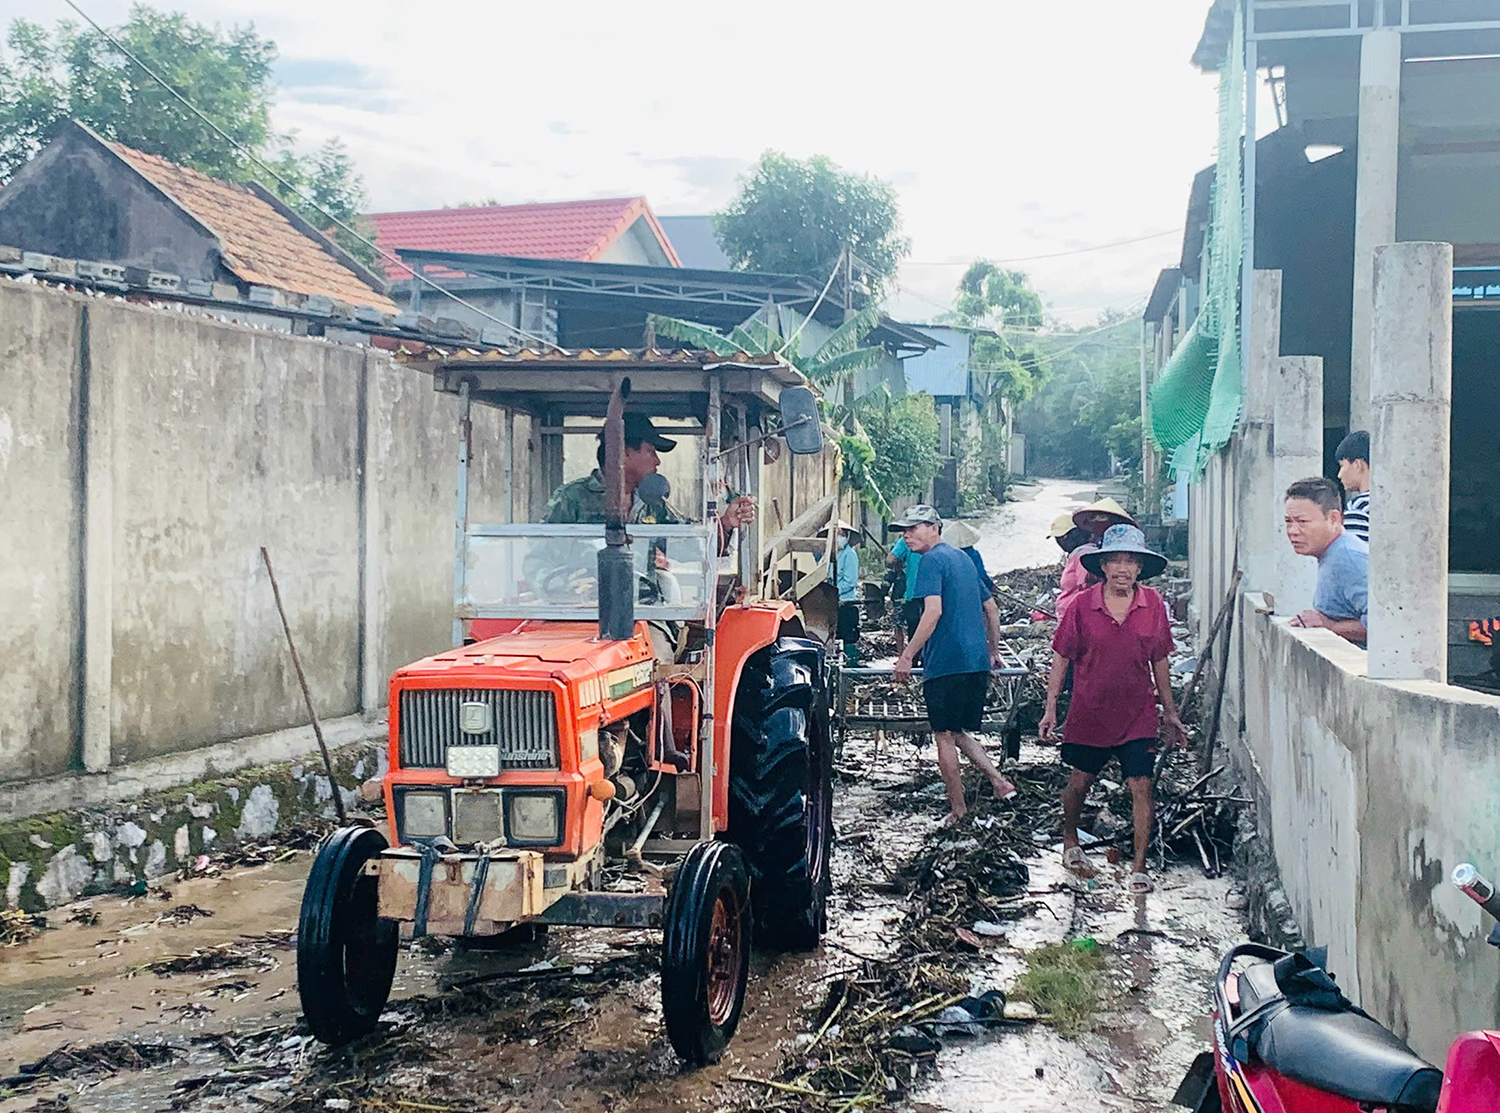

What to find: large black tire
left=661, top=840, right=751, bottom=1065
left=297, top=826, right=399, bottom=1045
left=727, top=636, right=834, bottom=951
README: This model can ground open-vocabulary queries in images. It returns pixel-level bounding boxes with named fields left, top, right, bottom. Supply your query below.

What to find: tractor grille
left=398, top=689, right=559, bottom=770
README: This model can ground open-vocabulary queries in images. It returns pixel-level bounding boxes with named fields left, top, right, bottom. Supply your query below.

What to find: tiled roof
left=368, top=197, right=681, bottom=279
left=106, top=140, right=396, bottom=311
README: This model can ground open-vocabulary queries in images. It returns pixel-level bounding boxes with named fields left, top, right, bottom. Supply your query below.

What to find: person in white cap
left=891, top=505, right=1016, bottom=825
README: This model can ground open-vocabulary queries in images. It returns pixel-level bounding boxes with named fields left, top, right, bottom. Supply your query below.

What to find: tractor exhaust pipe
left=599, top=377, right=634, bottom=641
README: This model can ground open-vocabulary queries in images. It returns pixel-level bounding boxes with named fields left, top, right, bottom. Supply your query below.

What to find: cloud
left=11, top=0, right=1223, bottom=315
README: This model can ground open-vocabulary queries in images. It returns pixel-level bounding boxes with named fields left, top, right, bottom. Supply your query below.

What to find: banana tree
left=648, top=304, right=887, bottom=390
left=647, top=307, right=892, bottom=514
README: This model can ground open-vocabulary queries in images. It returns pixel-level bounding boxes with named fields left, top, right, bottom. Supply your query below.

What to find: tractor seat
left=1238, top=962, right=1443, bottom=1113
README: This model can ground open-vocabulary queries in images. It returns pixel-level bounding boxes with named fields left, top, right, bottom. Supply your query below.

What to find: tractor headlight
left=399, top=790, right=448, bottom=839
left=579, top=728, right=599, bottom=764
left=452, top=790, right=505, bottom=846
left=506, top=791, right=564, bottom=845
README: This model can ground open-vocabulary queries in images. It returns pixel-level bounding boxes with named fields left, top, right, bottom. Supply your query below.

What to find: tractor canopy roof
left=400, top=346, right=815, bottom=421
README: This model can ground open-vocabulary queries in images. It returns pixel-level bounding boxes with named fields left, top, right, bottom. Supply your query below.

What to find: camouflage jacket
left=542, top=470, right=679, bottom=526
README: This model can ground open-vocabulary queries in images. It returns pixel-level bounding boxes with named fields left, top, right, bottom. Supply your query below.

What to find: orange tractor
left=297, top=349, right=838, bottom=1063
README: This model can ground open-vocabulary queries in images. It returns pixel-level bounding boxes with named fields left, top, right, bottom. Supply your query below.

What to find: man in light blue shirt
left=832, top=523, right=862, bottom=664
left=1284, top=476, right=1368, bottom=645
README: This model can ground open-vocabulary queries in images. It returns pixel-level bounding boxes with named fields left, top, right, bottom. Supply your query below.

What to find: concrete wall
left=0, top=280, right=517, bottom=798
left=0, top=285, right=86, bottom=783
left=1238, top=602, right=1500, bottom=1060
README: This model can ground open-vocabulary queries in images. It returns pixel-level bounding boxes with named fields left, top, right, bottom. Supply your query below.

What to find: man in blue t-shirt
left=892, top=505, right=1016, bottom=824
left=1284, top=476, right=1369, bottom=645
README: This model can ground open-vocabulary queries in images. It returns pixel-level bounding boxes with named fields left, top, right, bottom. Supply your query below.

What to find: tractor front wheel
left=297, top=825, right=398, bottom=1045
left=661, top=840, right=751, bottom=1065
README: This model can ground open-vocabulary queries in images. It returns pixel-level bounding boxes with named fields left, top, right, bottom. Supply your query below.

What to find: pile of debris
left=739, top=767, right=1062, bottom=1112
left=1, top=908, right=47, bottom=947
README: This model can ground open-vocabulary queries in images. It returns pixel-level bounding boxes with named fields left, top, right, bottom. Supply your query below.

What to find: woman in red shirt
left=1038, top=525, right=1186, bottom=894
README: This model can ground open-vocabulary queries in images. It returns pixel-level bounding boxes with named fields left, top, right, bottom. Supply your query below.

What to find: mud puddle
left=903, top=831, right=1244, bottom=1113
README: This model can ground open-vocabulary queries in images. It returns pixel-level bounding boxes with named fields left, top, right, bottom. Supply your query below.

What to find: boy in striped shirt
left=1335, top=430, right=1370, bottom=543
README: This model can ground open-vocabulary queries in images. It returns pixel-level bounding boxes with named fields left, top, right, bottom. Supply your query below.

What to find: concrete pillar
left=1272, top=356, right=1324, bottom=614
left=1350, top=29, right=1402, bottom=434
left=1368, top=242, right=1452, bottom=682
left=1239, top=272, right=1283, bottom=595
left=79, top=304, right=112, bottom=774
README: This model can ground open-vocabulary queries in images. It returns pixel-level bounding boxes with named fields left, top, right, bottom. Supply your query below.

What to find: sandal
left=1128, top=872, right=1154, bottom=895
left=1063, top=847, right=1095, bottom=876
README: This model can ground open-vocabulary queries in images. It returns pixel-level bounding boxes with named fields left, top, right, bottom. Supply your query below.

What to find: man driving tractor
left=543, top=412, right=756, bottom=549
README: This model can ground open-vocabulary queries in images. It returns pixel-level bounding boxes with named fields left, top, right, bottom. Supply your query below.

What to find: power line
left=902, top=228, right=1180, bottom=267
left=60, top=0, right=551, bottom=348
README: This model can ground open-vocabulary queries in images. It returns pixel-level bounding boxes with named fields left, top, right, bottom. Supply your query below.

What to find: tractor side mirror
left=779, top=387, right=823, bottom=455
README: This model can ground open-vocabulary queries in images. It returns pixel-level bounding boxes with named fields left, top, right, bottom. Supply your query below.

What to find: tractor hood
left=393, top=622, right=652, bottom=681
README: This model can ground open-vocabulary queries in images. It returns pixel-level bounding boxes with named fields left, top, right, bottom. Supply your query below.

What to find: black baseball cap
left=614, top=413, right=676, bottom=452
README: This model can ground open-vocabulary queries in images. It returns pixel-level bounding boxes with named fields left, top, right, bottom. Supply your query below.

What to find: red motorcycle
left=1174, top=863, right=1500, bottom=1113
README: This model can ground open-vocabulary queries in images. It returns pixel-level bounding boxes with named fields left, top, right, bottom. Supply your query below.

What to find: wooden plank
left=759, top=493, right=835, bottom=560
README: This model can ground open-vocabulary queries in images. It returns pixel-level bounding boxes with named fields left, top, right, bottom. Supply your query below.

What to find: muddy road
left=1, top=479, right=1247, bottom=1113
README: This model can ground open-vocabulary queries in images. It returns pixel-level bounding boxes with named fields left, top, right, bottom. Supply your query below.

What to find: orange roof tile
left=106, top=140, right=396, bottom=312
left=368, top=197, right=681, bottom=279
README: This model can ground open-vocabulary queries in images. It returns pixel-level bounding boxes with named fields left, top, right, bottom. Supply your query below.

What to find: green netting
left=1149, top=1, right=1244, bottom=479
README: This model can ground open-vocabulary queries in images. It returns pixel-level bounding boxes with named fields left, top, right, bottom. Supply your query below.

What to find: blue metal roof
left=900, top=325, right=969, bottom=397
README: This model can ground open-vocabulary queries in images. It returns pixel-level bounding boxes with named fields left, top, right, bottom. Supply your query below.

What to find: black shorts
left=837, top=602, right=861, bottom=643
left=901, top=599, right=923, bottom=637
left=1061, top=738, right=1156, bottom=780
left=923, top=671, right=989, bottom=734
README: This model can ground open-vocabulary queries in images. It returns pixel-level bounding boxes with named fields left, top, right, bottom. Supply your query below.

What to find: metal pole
left=503, top=407, right=514, bottom=523
left=735, top=406, right=752, bottom=591
left=1242, top=34, right=1258, bottom=404
left=261, top=547, right=347, bottom=824
left=701, top=371, right=721, bottom=841
left=452, top=381, right=471, bottom=647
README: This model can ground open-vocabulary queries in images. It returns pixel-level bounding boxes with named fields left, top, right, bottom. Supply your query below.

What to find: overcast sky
left=15, top=0, right=1221, bottom=326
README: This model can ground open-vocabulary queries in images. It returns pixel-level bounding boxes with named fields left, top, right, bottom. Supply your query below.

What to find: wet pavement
left=0, top=477, right=1246, bottom=1113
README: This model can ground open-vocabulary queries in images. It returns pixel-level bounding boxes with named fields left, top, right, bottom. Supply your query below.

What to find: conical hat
left=1047, top=512, right=1077, bottom=538
left=1072, top=497, right=1136, bottom=531
left=942, top=520, right=981, bottom=549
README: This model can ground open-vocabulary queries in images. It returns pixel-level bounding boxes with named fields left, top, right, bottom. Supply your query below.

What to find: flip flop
left=1063, top=847, right=1094, bottom=876
left=1129, top=872, right=1154, bottom=895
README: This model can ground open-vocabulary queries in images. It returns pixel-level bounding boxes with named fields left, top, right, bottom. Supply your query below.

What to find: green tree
left=1019, top=316, right=1141, bottom=477
left=855, top=391, right=943, bottom=501
left=946, top=261, right=1052, bottom=404
left=0, top=6, right=375, bottom=266
left=715, top=152, right=910, bottom=292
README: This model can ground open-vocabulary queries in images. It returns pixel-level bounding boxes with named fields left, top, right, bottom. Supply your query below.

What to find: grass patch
left=1012, top=939, right=1108, bottom=1036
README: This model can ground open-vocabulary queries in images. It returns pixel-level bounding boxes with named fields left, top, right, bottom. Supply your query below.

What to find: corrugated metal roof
left=656, top=215, right=731, bottom=270
left=369, top=197, right=681, bottom=279
left=1144, top=268, right=1183, bottom=322
left=901, top=325, right=970, bottom=397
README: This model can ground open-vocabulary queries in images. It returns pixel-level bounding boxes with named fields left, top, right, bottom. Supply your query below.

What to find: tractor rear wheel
left=297, top=825, right=398, bottom=1045
left=661, top=840, right=751, bottom=1065
left=728, top=636, right=833, bottom=951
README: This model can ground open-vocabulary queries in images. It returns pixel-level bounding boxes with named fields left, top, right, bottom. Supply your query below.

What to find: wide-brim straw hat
left=942, top=520, right=981, bottom=549
left=1079, top=524, right=1167, bottom=580
left=1072, top=497, right=1137, bottom=533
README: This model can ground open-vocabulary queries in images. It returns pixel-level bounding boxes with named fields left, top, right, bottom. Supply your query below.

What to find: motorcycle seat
left=1239, top=962, right=1443, bottom=1113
